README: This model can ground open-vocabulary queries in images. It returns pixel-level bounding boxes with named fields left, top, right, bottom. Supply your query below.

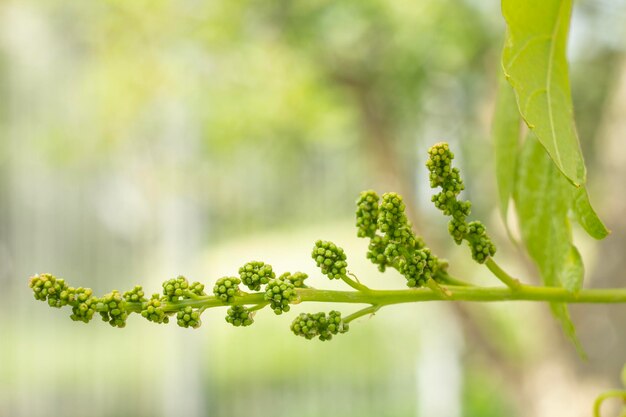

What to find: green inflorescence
left=141, top=294, right=170, bottom=324
left=280, top=271, right=308, bottom=288
left=29, top=273, right=70, bottom=308
left=98, top=290, right=128, bottom=328
left=225, top=305, right=254, bottom=327
left=177, top=306, right=202, bottom=328
left=239, top=261, right=275, bottom=291
left=356, top=190, right=438, bottom=288
left=312, top=240, right=348, bottom=280
left=161, top=276, right=206, bottom=302
left=264, top=277, right=298, bottom=315
left=426, top=142, right=496, bottom=263
left=124, top=286, right=147, bottom=303
left=290, top=311, right=348, bottom=341
left=27, top=143, right=505, bottom=342
left=356, top=190, right=379, bottom=238
left=70, top=287, right=98, bottom=323
left=213, top=277, right=242, bottom=304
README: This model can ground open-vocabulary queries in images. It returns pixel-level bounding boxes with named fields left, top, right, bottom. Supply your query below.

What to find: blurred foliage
left=1, top=0, right=500, bottom=241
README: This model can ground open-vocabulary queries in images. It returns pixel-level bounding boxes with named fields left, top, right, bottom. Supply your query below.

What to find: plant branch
left=486, top=258, right=522, bottom=289
left=342, top=305, right=382, bottom=324
left=593, top=390, right=626, bottom=417
left=340, top=273, right=371, bottom=293
left=113, top=283, right=626, bottom=315
left=435, top=270, right=475, bottom=287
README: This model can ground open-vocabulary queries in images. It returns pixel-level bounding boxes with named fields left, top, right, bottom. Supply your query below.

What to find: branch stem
left=485, top=258, right=522, bottom=289
left=343, top=305, right=382, bottom=324
left=593, top=390, right=626, bottom=417
left=115, top=284, right=626, bottom=314
left=340, top=273, right=371, bottom=293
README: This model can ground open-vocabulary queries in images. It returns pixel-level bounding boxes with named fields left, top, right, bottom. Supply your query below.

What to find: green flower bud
left=366, top=235, right=392, bottom=272
left=426, top=143, right=463, bottom=190
left=356, top=190, right=380, bottom=238
left=213, top=277, right=242, bottom=304
left=98, top=290, right=128, bottom=328
left=225, top=305, right=254, bottom=327
left=176, top=306, right=202, bottom=329
left=162, top=276, right=190, bottom=302
left=264, top=278, right=298, bottom=315
left=378, top=193, right=408, bottom=234
left=28, top=273, right=70, bottom=308
left=69, top=287, right=97, bottom=323
left=189, top=281, right=206, bottom=297
left=279, top=271, right=308, bottom=288
left=123, top=285, right=146, bottom=303
left=398, top=248, right=438, bottom=288
left=239, top=261, right=275, bottom=291
left=290, top=310, right=348, bottom=341
left=312, top=240, right=348, bottom=280
left=467, top=221, right=496, bottom=263
left=141, top=294, right=170, bottom=324
left=427, top=142, right=496, bottom=263
left=448, top=218, right=466, bottom=245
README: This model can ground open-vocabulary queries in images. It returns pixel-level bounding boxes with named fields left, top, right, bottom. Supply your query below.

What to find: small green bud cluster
left=356, top=191, right=439, bottom=287
left=70, top=287, right=98, bottom=323
left=312, top=240, right=348, bottom=279
left=264, top=277, right=298, bottom=315
left=356, top=191, right=379, bottom=238
left=279, top=271, right=308, bottom=288
left=213, top=277, right=242, bottom=303
left=398, top=248, right=438, bottom=287
left=162, top=276, right=205, bottom=301
left=466, top=222, right=496, bottom=263
left=29, top=274, right=101, bottom=323
left=239, top=261, right=275, bottom=291
left=426, top=143, right=496, bottom=263
left=123, top=285, right=147, bottom=303
left=98, top=290, right=128, bottom=328
left=290, top=310, right=348, bottom=341
left=177, top=306, right=202, bottom=328
left=366, top=235, right=393, bottom=272
left=225, top=305, right=254, bottom=327
left=141, top=294, right=169, bottom=324
left=29, top=273, right=70, bottom=308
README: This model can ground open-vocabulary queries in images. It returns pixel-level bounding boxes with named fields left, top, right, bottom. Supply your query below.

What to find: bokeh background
left=1, top=0, right=626, bottom=416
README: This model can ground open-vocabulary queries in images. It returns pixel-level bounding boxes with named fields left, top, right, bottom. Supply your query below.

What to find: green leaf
left=573, top=187, right=610, bottom=239
left=492, top=71, right=520, bottom=223
left=502, top=0, right=586, bottom=186
left=514, top=136, right=585, bottom=354
left=550, top=303, right=586, bottom=358
left=514, top=135, right=571, bottom=284
left=559, top=246, right=583, bottom=293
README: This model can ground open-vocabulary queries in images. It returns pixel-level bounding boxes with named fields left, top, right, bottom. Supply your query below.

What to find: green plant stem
left=436, top=270, right=475, bottom=287
left=426, top=278, right=451, bottom=298
left=247, top=303, right=268, bottom=312
left=113, top=284, right=626, bottom=314
left=485, top=257, right=522, bottom=289
left=593, top=390, right=626, bottom=417
left=340, top=273, right=371, bottom=293
left=342, top=305, right=381, bottom=324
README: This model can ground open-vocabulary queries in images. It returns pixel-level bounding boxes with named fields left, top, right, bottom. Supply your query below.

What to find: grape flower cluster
left=28, top=142, right=498, bottom=342
left=356, top=190, right=439, bottom=288
left=290, top=310, right=347, bottom=341
left=28, top=265, right=345, bottom=341
left=312, top=240, right=348, bottom=280
left=426, top=143, right=496, bottom=263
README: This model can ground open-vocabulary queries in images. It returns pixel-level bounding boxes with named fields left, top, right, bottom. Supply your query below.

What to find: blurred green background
left=1, top=0, right=626, bottom=416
